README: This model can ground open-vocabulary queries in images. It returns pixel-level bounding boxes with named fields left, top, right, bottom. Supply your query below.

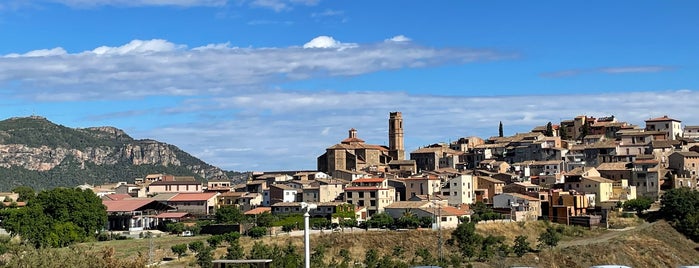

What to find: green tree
left=171, top=243, right=187, bottom=259
left=660, top=187, right=699, bottom=242
left=225, top=240, right=245, bottom=260
left=215, top=206, right=245, bottom=224
left=448, top=221, right=482, bottom=261
left=11, top=186, right=35, bottom=202
left=537, top=226, right=560, bottom=249
left=222, top=231, right=241, bottom=245
left=188, top=240, right=205, bottom=253
left=498, top=121, right=504, bottom=137
left=513, top=235, right=530, bottom=257
left=419, top=216, right=433, bottom=228
left=247, top=226, right=267, bottom=239
left=367, top=212, right=394, bottom=228
left=560, top=125, right=568, bottom=139
left=623, top=197, right=653, bottom=214
left=364, top=248, right=379, bottom=268
left=196, top=246, right=214, bottom=268
left=282, top=223, right=295, bottom=233
left=34, top=187, right=107, bottom=238
left=478, top=235, right=505, bottom=261
left=207, top=235, right=223, bottom=248
left=254, top=211, right=276, bottom=227
left=165, top=222, right=185, bottom=234
left=545, top=122, right=554, bottom=137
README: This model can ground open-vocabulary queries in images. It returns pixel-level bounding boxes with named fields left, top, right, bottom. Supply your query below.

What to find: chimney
left=348, top=128, right=357, bottom=139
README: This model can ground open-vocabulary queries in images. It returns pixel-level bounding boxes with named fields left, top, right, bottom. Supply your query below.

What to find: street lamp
left=301, top=202, right=317, bottom=268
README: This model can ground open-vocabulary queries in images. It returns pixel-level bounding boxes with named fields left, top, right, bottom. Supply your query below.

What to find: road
left=557, top=221, right=656, bottom=248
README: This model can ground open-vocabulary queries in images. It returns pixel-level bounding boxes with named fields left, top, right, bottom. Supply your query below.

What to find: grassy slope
left=95, top=219, right=699, bottom=267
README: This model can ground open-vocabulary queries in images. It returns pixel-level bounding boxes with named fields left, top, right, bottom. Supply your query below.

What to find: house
left=503, top=182, right=540, bottom=195
left=166, top=192, right=219, bottom=215
left=404, top=175, right=441, bottom=199
left=562, top=168, right=614, bottom=204
left=332, top=169, right=371, bottom=181
left=684, top=126, right=699, bottom=141
left=102, top=198, right=174, bottom=231
left=668, top=151, right=699, bottom=178
left=115, top=182, right=147, bottom=198
left=147, top=180, right=202, bottom=195
left=343, top=177, right=395, bottom=217
left=440, top=174, right=475, bottom=206
left=317, top=128, right=392, bottom=175
left=631, top=155, right=660, bottom=199
left=596, top=162, right=632, bottom=181
left=645, top=115, right=682, bottom=140
left=154, top=212, right=193, bottom=223
left=475, top=176, right=504, bottom=203
left=301, top=179, right=345, bottom=203
left=410, top=144, right=463, bottom=172
left=206, top=179, right=231, bottom=192
left=384, top=200, right=433, bottom=219
left=492, top=193, right=541, bottom=221
left=217, top=191, right=246, bottom=208
left=547, top=189, right=593, bottom=224
left=414, top=205, right=469, bottom=229
left=270, top=202, right=346, bottom=219
left=269, top=184, right=298, bottom=205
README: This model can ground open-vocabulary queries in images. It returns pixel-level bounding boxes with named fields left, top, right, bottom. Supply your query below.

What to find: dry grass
left=95, top=219, right=698, bottom=268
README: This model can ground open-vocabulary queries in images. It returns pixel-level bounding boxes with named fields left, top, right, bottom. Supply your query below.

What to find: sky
left=0, top=1, right=698, bottom=172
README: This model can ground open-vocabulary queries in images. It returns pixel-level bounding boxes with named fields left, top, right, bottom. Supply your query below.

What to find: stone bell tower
left=388, top=112, right=405, bottom=160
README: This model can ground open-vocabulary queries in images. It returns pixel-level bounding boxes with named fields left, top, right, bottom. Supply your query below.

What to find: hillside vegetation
left=0, top=116, right=244, bottom=191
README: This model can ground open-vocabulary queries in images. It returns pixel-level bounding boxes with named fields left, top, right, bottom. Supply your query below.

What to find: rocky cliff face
left=0, top=117, right=227, bottom=185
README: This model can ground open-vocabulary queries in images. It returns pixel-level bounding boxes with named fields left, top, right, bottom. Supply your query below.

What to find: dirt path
left=557, top=221, right=655, bottom=248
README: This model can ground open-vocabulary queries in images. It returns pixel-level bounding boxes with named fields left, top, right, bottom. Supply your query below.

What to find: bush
left=247, top=226, right=267, bottom=239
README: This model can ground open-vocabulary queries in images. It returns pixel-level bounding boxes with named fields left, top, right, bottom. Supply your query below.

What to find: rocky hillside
left=0, top=116, right=235, bottom=191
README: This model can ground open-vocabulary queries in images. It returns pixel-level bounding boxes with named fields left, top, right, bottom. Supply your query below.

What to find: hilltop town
left=4, top=112, right=691, bottom=230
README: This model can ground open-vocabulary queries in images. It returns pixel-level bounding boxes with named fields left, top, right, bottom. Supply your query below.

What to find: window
left=359, top=192, right=364, bottom=198
left=441, top=217, right=447, bottom=222
left=454, top=191, right=457, bottom=196
left=370, top=200, right=376, bottom=207
left=370, top=192, right=376, bottom=198
left=347, top=192, right=353, bottom=198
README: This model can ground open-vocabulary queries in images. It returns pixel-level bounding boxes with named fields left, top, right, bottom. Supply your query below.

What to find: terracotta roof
left=270, top=184, right=296, bottom=190
left=477, top=176, right=504, bottom=184
left=385, top=201, right=430, bottom=209
left=501, top=193, right=540, bottom=201
left=151, top=192, right=179, bottom=201
left=596, top=162, right=631, bottom=171
left=345, top=187, right=390, bottom=191
left=583, top=176, right=614, bottom=183
left=219, top=191, right=246, bottom=197
left=150, top=180, right=201, bottom=186
left=103, top=198, right=159, bottom=212
left=645, top=115, right=681, bottom=122
left=244, top=207, right=272, bottom=215
left=102, top=194, right=132, bottom=201
left=154, top=212, right=191, bottom=219
left=169, top=192, right=218, bottom=202
left=270, top=201, right=342, bottom=207
left=352, top=177, right=386, bottom=183
left=417, top=206, right=468, bottom=217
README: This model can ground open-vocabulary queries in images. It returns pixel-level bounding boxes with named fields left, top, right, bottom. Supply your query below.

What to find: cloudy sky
left=1, top=1, right=697, bottom=172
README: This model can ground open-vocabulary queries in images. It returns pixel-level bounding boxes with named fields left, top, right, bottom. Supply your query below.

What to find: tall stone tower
left=388, top=112, right=405, bottom=160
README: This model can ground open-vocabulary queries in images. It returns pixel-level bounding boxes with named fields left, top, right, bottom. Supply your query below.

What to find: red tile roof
left=244, top=207, right=272, bottom=215
left=154, top=212, right=191, bottom=219
left=645, top=115, right=681, bottom=122
left=345, top=187, right=389, bottom=191
left=169, top=192, right=218, bottom=202
left=352, top=178, right=386, bottom=183
left=103, top=199, right=157, bottom=212
left=102, top=194, right=132, bottom=201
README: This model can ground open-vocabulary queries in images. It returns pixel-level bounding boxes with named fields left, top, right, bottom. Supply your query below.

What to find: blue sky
left=0, top=1, right=697, bottom=171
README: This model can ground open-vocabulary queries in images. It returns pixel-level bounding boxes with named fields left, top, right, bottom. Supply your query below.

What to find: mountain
left=0, top=116, right=240, bottom=191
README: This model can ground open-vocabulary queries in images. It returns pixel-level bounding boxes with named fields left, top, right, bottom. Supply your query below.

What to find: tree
left=225, top=240, right=245, bottom=260
left=171, top=244, right=187, bottom=259
left=247, top=226, right=267, bottom=239
left=282, top=223, right=295, bottom=233
left=215, top=206, right=245, bottom=224
left=623, top=197, right=653, bottom=214
left=478, top=235, right=505, bottom=261
left=537, top=226, right=560, bottom=249
left=545, top=122, right=554, bottom=137
left=560, top=125, right=568, bottom=140
left=207, top=235, right=223, bottom=248
left=448, top=221, right=482, bottom=261
left=364, top=248, right=379, bottom=268
left=513, top=235, right=531, bottom=257
left=196, top=246, right=214, bottom=268
left=498, top=121, right=504, bottom=137
left=579, top=119, right=590, bottom=140
left=188, top=240, right=205, bottom=253
left=0, top=187, right=106, bottom=248
left=254, top=212, right=276, bottom=227
left=11, top=186, right=35, bottom=202
left=366, top=212, right=394, bottom=228
left=660, top=187, right=699, bottom=242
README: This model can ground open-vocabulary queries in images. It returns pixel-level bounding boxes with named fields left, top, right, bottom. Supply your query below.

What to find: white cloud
left=134, top=89, right=699, bottom=171
left=386, top=35, right=411, bottom=43
left=302, top=36, right=357, bottom=50
left=249, top=0, right=318, bottom=12
left=0, top=36, right=507, bottom=101
left=311, top=9, right=343, bottom=18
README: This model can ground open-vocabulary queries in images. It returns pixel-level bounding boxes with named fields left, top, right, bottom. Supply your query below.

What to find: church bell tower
left=388, top=112, right=405, bottom=160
